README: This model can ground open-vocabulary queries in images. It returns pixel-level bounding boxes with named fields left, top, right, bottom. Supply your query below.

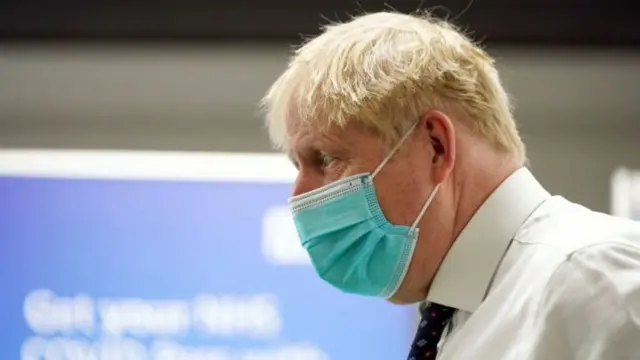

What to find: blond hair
left=261, top=11, right=526, bottom=163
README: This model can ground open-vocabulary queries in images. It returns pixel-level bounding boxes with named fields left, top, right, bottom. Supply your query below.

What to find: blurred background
left=0, top=1, right=639, bottom=359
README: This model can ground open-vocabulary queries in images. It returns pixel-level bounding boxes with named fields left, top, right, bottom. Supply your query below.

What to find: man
left=260, top=11, right=640, bottom=360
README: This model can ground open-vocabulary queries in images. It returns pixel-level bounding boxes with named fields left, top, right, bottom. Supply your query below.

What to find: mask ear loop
left=366, top=120, right=441, bottom=231
left=410, top=183, right=440, bottom=231
left=371, top=121, right=421, bottom=179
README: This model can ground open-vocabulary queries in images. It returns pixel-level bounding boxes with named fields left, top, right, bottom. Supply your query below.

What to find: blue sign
left=0, top=151, right=415, bottom=360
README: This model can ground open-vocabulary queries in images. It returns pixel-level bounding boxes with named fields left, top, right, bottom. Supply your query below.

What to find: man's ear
left=420, top=110, right=456, bottom=183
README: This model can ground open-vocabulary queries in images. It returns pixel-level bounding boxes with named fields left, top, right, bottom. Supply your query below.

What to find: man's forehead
left=289, top=118, right=364, bottom=140
left=288, top=124, right=350, bottom=153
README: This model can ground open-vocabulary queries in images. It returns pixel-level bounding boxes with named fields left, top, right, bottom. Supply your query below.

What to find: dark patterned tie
left=407, top=302, right=456, bottom=360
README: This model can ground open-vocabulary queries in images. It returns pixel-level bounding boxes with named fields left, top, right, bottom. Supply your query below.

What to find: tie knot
left=407, top=302, right=457, bottom=360
left=421, top=302, right=456, bottom=322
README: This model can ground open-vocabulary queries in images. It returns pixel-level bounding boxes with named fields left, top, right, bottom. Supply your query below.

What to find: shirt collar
left=425, top=167, right=550, bottom=313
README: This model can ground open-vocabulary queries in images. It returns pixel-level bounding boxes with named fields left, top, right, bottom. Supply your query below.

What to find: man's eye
left=319, top=154, right=336, bottom=168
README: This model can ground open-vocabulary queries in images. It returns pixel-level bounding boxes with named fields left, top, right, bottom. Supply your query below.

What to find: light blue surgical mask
left=289, top=123, right=440, bottom=298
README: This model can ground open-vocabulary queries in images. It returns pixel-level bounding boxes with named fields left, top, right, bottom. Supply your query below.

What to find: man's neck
left=451, top=155, right=521, bottom=243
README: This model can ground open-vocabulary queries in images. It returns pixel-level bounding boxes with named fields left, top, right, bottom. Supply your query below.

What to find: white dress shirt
left=423, top=167, right=640, bottom=360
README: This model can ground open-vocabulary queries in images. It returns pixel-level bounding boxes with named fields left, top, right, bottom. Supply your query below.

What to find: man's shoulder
left=532, top=201, right=640, bottom=312
left=507, top=195, right=640, bottom=305
left=514, top=195, right=640, bottom=258
left=478, top=199, right=640, bottom=357
left=524, top=221, right=640, bottom=359
left=551, top=234, right=640, bottom=296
